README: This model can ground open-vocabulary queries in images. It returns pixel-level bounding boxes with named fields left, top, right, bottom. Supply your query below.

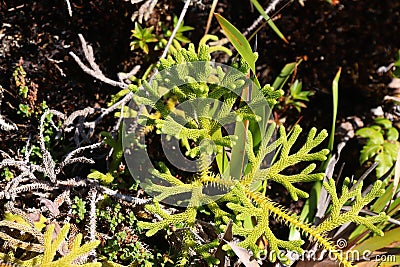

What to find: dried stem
left=69, top=34, right=129, bottom=89
left=160, top=0, right=192, bottom=59
left=64, top=0, right=72, bottom=16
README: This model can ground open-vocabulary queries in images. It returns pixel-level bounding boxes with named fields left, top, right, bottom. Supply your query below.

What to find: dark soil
left=1, top=0, right=399, bottom=140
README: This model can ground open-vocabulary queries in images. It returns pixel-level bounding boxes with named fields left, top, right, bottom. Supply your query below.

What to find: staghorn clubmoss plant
left=0, top=218, right=100, bottom=267
left=40, top=223, right=100, bottom=267
left=122, top=43, right=388, bottom=266
left=316, top=177, right=388, bottom=235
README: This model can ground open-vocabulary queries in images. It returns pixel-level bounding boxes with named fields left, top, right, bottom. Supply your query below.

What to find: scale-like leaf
left=352, top=227, right=400, bottom=254
left=356, top=128, right=384, bottom=145
left=383, top=142, right=398, bottom=161
left=376, top=151, right=394, bottom=178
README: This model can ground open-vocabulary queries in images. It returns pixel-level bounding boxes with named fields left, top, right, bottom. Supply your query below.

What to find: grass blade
left=352, top=227, right=400, bottom=254
left=272, top=61, right=299, bottom=90
left=329, top=67, right=341, bottom=152
left=215, top=13, right=257, bottom=74
left=250, top=0, right=288, bottom=43
left=290, top=68, right=341, bottom=239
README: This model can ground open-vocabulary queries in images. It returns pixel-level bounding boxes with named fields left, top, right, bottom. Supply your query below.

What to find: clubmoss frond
left=138, top=204, right=197, bottom=237
left=199, top=34, right=232, bottom=56
left=127, top=41, right=359, bottom=267
left=0, top=222, right=100, bottom=266
left=41, top=223, right=101, bottom=267
left=316, top=178, right=388, bottom=235
left=200, top=175, right=235, bottom=189
left=150, top=166, right=185, bottom=186
left=261, top=84, right=284, bottom=106
left=177, top=230, right=196, bottom=267
left=0, top=252, right=43, bottom=266
left=0, top=229, right=44, bottom=253
left=195, top=240, right=221, bottom=266
left=244, top=124, right=329, bottom=200
left=244, top=188, right=353, bottom=267
left=0, top=211, right=45, bottom=255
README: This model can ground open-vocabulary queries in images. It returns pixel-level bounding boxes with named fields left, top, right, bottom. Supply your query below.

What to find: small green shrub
left=130, top=16, right=193, bottom=55
left=121, top=42, right=387, bottom=267
left=130, top=22, right=158, bottom=54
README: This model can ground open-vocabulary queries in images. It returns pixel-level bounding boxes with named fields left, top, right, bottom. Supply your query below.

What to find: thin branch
left=341, top=206, right=400, bottom=226
left=69, top=34, right=128, bottom=89
left=64, top=0, right=72, bottom=17
left=204, top=0, right=219, bottom=35
left=40, top=109, right=66, bottom=183
left=131, top=0, right=158, bottom=23
left=56, top=177, right=151, bottom=205
left=160, top=0, right=192, bottom=59
left=0, top=87, right=17, bottom=131
left=98, top=185, right=151, bottom=205
left=88, top=186, right=98, bottom=260
left=118, top=65, right=141, bottom=83
left=0, top=115, right=18, bottom=131
left=63, top=142, right=103, bottom=163
left=209, top=0, right=285, bottom=47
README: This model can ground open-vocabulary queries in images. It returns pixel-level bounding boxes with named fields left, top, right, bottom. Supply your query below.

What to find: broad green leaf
left=359, top=144, right=382, bottom=164
left=230, top=120, right=247, bottom=180
left=215, top=14, right=258, bottom=179
left=250, top=0, right=288, bottom=43
left=355, top=256, right=400, bottom=267
left=356, top=128, right=385, bottom=145
left=291, top=68, right=339, bottom=240
left=383, top=142, right=398, bottom=161
left=295, top=91, right=314, bottom=101
left=374, top=117, right=392, bottom=129
left=392, top=146, right=400, bottom=202
left=371, top=183, right=394, bottom=213
left=376, top=151, right=394, bottom=178
left=387, top=127, right=399, bottom=141
left=179, top=26, right=195, bottom=32
left=272, top=62, right=297, bottom=90
left=352, top=227, right=400, bottom=253
left=380, top=256, right=400, bottom=267
left=215, top=13, right=257, bottom=74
